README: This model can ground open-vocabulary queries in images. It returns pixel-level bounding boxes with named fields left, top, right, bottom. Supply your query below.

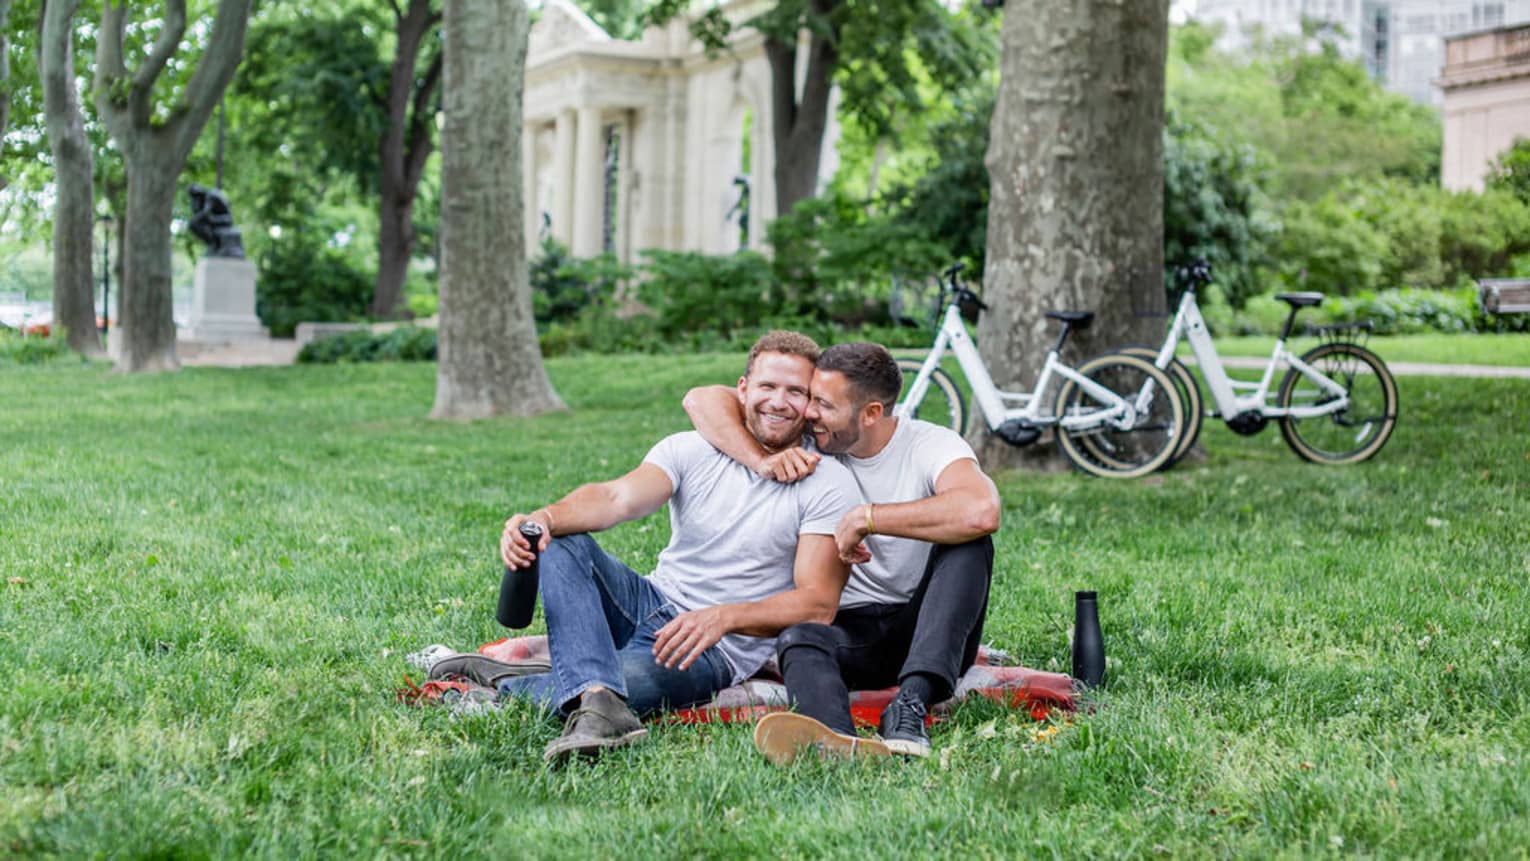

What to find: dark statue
left=187, top=183, right=245, bottom=259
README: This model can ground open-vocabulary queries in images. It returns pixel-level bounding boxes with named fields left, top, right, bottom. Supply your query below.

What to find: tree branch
left=132, top=0, right=187, bottom=105
left=96, top=0, right=128, bottom=87
left=763, top=35, right=795, bottom=154
left=171, top=0, right=253, bottom=156
left=404, top=51, right=443, bottom=187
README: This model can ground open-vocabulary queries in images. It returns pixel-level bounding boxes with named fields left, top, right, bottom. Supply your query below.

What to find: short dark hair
left=746, top=330, right=821, bottom=376
left=817, top=342, right=901, bottom=409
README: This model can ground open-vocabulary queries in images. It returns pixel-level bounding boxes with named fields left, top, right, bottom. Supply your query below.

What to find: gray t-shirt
left=643, top=432, right=860, bottom=682
left=834, top=418, right=979, bottom=608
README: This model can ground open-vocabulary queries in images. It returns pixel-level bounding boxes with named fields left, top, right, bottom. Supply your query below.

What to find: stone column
left=553, top=109, right=575, bottom=245
left=523, top=123, right=538, bottom=251
left=572, top=105, right=605, bottom=257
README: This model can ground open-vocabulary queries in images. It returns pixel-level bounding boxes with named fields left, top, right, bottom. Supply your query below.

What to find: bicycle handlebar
left=1172, top=258, right=1213, bottom=289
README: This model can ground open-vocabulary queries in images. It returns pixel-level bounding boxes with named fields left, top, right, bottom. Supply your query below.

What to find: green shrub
left=0, top=330, right=82, bottom=365
left=296, top=326, right=436, bottom=364
left=256, top=236, right=373, bottom=338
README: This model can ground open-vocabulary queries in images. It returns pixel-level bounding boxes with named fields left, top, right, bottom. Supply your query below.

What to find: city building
left=1440, top=22, right=1530, bottom=190
left=1193, top=0, right=1530, bottom=105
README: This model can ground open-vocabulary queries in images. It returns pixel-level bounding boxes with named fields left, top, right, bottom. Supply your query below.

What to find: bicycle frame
left=1152, top=292, right=1350, bottom=420
left=898, top=304, right=1138, bottom=432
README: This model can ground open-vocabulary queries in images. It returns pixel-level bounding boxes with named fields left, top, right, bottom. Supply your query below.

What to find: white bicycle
left=895, top=263, right=1184, bottom=479
left=1129, top=263, right=1399, bottom=466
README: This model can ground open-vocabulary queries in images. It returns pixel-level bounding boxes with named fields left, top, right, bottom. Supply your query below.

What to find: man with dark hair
left=440, top=331, right=864, bottom=763
left=683, top=341, right=1000, bottom=762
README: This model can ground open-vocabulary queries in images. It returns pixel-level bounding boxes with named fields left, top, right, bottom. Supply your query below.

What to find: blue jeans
left=497, top=533, right=734, bottom=716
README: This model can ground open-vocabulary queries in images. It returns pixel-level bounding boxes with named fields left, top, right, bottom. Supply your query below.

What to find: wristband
left=537, top=508, right=556, bottom=535
left=864, top=504, right=875, bottom=535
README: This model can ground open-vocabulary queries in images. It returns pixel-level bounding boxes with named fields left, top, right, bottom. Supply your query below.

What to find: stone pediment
left=530, top=0, right=611, bottom=58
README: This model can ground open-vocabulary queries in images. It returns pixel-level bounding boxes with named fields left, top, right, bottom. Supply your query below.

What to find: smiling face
left=738, top=351, right=815, bottom=450
left=805, top=369, right=863, bottom=455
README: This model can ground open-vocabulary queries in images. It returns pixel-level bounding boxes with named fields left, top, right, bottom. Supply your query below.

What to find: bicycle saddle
left=1275, top=292, right=1324, bottom=308
left=1045, top=311, right=1094, bottom=329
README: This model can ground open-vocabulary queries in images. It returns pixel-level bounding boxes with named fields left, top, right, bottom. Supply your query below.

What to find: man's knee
left=776, top=622, right=845, bottom=661
left=929, top=536, right=995, bottom=580
left=540, top=533, right=600, bottom=574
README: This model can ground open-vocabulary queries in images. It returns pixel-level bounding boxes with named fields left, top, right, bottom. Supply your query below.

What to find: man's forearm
left=717, top=586, right=840, bottom=637
left=867, top=487, right=1001, bottom=545
left=541, top=482, right=637, bottom=535
left=682, top=385, right=769, bottom=472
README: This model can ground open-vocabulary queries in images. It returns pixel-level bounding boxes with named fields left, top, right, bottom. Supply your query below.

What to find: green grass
left=1196, top=333, right=1530, bottom=366
left=2, top=355, right=1528, bottom=857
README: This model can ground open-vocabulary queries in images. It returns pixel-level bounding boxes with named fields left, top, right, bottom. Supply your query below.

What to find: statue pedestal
left=184, top=257, right=267, bottom=342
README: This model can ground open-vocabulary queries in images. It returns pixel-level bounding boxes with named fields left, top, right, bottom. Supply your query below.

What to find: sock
left=898, top=673, right=938, bottom=709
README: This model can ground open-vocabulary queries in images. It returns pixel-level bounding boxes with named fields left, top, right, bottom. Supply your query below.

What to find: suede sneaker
left=543, top=688, right=649, bottom=764
left=878, top=691, right=931, bottom=758
left=427, top=653, right=550, bottom=687
left=752, top=713, right=891, bottom=766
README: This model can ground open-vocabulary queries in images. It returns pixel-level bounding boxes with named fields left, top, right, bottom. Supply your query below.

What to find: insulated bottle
left=1071, top=590, right=1105, bottom=689
left=497, top=521, right=545, bottom=629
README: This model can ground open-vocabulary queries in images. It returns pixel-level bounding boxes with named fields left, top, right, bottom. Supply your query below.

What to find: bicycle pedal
left=996, top=419, right=1043, bottom=448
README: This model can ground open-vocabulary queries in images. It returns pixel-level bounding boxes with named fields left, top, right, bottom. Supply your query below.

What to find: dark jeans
left=496, top=533, right=733, bottom=716
left=775, top=537, right=994, bottom=735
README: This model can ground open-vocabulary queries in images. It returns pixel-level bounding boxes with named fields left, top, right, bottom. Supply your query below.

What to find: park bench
left=1480, top=279, right=1530, bottom=315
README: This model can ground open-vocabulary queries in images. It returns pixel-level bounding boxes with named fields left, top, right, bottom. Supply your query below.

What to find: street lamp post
left=98, top=214, right=113, bottom=335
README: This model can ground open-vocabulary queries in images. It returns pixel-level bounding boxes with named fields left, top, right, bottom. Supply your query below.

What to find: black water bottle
left=497, top=521, right=545, bottom=629
left=1071, top=590, right=1106, bottom=689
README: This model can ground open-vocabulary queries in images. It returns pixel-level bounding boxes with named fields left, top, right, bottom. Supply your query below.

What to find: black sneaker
left=878, top=691, right=931, bottom=758
left=543, top=688, right=649, bottom=764
left=427, top=653, right=550, bottom=687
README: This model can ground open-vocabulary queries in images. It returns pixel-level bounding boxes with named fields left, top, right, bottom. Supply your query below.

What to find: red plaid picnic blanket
left=400, top=635, right=1074, bottom=723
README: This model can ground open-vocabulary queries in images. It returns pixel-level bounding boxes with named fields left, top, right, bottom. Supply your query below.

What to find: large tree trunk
left=42, top=0, right=103, bottom=357
left=0, top=0, right=12, bottom=175
left=371, top=0, right=442, bottom=319
left=762, top=1, right=838, bottom=218
left=432, top=0, right=563, bottom=420
left=117, top=145, right=181, bottom=371
left=94, top=0, right=253, bottom=372
left=972, top=0, right=1169, bottom=469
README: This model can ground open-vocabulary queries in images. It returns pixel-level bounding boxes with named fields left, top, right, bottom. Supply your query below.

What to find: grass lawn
left=2, top=354, right=1528, bottom=857
left=1197, top=332, right=1530, bottom=366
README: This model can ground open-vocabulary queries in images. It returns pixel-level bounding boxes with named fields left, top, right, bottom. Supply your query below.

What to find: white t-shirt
left=833, top=418, right=978, bottom=608
left=643, top=432, right=860, bottom=683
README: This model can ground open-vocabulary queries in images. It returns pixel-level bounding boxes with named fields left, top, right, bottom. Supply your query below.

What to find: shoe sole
left=882, top=737, right=931, bottom=758
left=753, top=713, right=891, bottom=766
left=542, top=727, right=649, bottom=764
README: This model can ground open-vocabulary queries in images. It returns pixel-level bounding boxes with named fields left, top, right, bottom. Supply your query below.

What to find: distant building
left=1194, top=0, right=1530, bottom=105
left=1440, top=22, right=1530, bottom=190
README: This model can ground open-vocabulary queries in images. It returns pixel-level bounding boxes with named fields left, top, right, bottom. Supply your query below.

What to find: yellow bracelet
left=864, top=503, right=875, bottom=535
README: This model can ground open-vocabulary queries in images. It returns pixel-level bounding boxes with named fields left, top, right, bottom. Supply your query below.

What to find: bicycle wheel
left=1277, top=342, right=1398, bottom=465
left=1119, top=346, right=1204, bottom=468
left=896, top=358, right=967, bottom=434
left=1053, top=353, right=1184, bottom=479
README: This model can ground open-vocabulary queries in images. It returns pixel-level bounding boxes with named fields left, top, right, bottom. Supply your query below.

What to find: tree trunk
left=42, top=0, right=103, bottom=357
left=93, top=0, right=253, bottom=372
left=432, top=0, right=563, bottom=420
left=763, top=3, right=838, bottom=218
left=0, top=0, right=12, bottom=178
left=972, top=0, right=1169, bottom=469
left=116, top=146, right=181, bottom=370
left=371, top=0, right=441, bottom=319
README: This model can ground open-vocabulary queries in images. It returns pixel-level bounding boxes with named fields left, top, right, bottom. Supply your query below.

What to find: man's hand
left=833, top=504, right=873, bottom=565
left=652, top=606, right=733, bottom=670
left=499, top=510, right=552, bottom=569
left=756, top=447, right=820, bottom=483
